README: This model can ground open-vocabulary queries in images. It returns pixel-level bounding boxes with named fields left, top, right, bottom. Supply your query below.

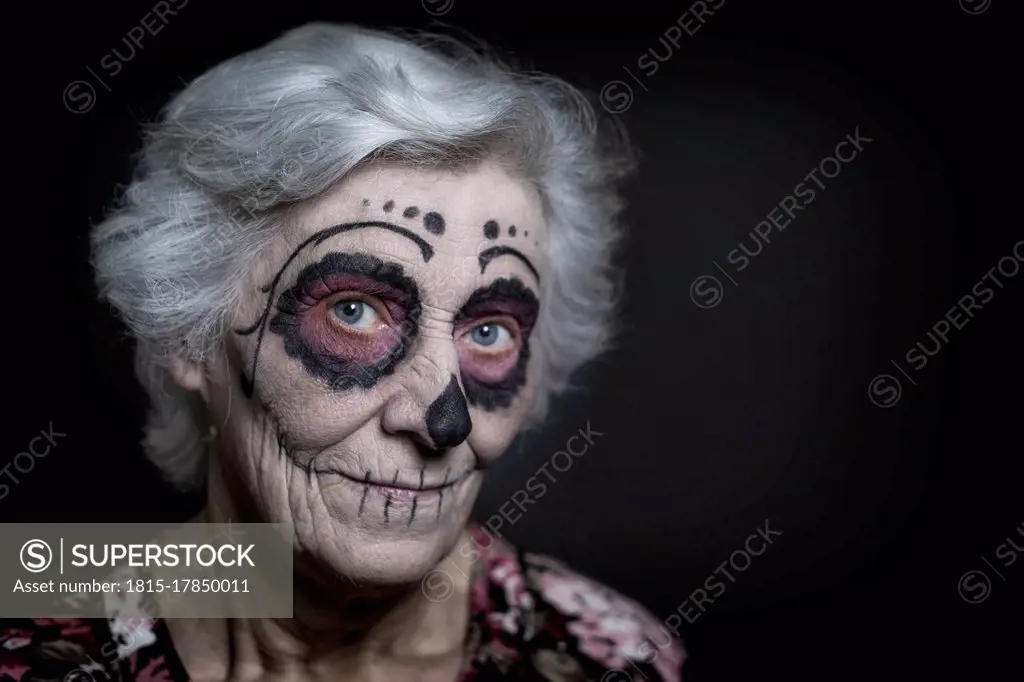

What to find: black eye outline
left=451, top=277, right=539, bottom=411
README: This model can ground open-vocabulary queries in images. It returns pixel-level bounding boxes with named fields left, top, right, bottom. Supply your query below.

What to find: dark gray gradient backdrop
left=6, top=1, right=1019, bottom=680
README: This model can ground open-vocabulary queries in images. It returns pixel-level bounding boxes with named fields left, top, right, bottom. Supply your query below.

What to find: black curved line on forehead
left=478, top=246, right=540, bottom=283
left=237, top=221, right=432, bottom=336
left=233, top=221, right=434, bottom=397
left=311, top=221, right=434, bottom=262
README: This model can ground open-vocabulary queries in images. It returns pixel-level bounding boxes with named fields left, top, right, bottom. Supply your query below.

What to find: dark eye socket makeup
left=268, top=252, right=422, bottom=391
left=235, top=214, right=542, bottom=400
left=261, top=249, right=540, bottom=405
left=454, top=277, right=540, bottom=410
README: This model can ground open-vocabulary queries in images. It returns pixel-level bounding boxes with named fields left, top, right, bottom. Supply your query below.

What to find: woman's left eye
left=332, top=300, right=379, bottom=329
left=468, top=323, right=513, bottom=350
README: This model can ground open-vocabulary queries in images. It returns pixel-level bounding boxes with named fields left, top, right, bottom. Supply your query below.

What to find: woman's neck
left=163, top=456, right=476, bottom=680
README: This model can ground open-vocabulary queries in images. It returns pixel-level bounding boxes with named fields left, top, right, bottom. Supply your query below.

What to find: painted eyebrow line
left=233, top=220, right=432, bottom=397
left=455, top=279, right=540, bottom=323
left=478, top=246, right=541, bottom=283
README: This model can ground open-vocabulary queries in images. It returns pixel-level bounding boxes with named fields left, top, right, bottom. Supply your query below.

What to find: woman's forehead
left=244, top=163, right=546, bottom=294
left=297, top=162, right=544, bottom=247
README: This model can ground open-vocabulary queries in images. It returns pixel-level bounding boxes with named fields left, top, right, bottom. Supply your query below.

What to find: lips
left=311, top=467, right=470, bottom=498
left=373, top=477, right=448, bottom=492
left=365, top=484, right=433, bottom=502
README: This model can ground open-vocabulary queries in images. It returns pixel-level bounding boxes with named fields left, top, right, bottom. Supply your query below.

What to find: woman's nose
left=423, top=375, right=472, bottom=448
left=380, top=351, right=472, bottom=451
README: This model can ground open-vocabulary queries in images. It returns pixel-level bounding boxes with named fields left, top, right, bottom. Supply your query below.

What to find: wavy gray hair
left=90, top=22, right=635, bottom=491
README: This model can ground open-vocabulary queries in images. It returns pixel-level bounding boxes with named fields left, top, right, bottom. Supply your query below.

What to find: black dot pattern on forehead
left=483, top=220, right=499, bottom=240
left=359, top=199, right=447, bottom=238
left=423, top=211, right=445, bottom=235
left=508, top=225, right=516, bottom=237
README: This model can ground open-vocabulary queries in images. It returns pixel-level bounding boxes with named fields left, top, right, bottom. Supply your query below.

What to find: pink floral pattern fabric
left=1, top=524, right=684, bottom=681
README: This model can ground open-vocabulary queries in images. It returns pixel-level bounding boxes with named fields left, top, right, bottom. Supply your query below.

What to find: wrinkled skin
left=173, top=161, right=546, bottom=588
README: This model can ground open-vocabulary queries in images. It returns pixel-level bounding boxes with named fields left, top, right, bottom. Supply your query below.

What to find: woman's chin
left=294, top=523, right=465, bottom=587
left=348, top=547, right=452, bottom=587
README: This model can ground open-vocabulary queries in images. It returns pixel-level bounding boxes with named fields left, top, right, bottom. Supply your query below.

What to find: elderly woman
left=1, top=23, right=684, bottom=682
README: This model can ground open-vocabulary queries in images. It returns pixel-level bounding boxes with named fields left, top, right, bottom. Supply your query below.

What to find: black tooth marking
left=358, top=471, right=370, bottom=516
left=270, top=412, right=291, bottom=463
left=418, top=466, right=425, bottom=490
left=384, top=497, right=391, bottom=524
left=392, top=470, right=399, bottom=485
left=436, top=469, right=448, bottom=520
left=408, top=496, right=417, bottom=526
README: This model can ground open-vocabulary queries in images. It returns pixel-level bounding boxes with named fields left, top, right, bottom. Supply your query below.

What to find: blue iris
left=471, top=324, right=499, bottom=346
left=333, top=300, right=366, bottom=325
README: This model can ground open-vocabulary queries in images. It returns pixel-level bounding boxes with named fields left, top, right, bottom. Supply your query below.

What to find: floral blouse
left=0, top=525, right=685, bottom=681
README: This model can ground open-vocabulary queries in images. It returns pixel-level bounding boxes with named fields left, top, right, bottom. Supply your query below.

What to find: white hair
left=90, top=22, right=635, bottom=491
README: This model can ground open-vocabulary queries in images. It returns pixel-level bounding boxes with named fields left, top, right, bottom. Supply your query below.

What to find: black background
left=6, top=0, right=1020, bottom=680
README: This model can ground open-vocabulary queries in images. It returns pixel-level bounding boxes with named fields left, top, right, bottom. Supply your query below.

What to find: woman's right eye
left=332, top=300, right=379, bottom=329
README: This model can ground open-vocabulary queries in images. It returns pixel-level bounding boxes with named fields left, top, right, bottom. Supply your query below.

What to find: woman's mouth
left=310, top=466, right=471, bottom=503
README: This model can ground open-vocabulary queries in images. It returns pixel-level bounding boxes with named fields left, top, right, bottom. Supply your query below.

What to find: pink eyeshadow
left=299, top=305, right=401, bottom=364
left=458, top=345, right=521, bottom=383
left=296, top=274, right=407, bottom=314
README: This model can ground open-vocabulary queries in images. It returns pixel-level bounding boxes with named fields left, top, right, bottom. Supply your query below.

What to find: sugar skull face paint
left=188, top=162, right=546, bottom=586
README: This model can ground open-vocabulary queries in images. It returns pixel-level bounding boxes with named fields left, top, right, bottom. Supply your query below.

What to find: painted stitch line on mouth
left=437, top=469, right=449, bottom=521
left=358, top=470, right=370, bottom=516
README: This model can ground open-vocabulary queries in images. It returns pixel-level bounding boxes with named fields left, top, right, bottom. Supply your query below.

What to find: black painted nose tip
left=425, top=375, right=472, bottom=449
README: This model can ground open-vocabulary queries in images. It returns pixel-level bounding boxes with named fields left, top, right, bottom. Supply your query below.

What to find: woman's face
left=184, top=161, right=545, bottom=585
